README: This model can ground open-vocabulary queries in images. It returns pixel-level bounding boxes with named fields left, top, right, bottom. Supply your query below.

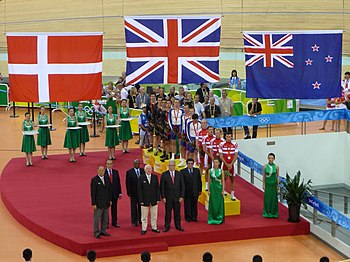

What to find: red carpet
left=0, top=149, right=309, bottom=257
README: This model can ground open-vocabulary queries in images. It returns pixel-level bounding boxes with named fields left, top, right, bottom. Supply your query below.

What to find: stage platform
left=0, top=149, right=310, bottom=258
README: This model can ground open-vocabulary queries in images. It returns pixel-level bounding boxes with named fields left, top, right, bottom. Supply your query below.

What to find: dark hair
left=231, top=69, right=238, bottom=77
left=192, top=113, right=199, bottom=120
left=345, top=72, right=350, bottom=75
left=121, top=99, right=127, bottom=103
left=25, top=112, right=30, bottom=117
left=268, top=153, right=276, bottom=159
left=186, top=158, right=194, bottom=164
left=150, top=92, right=156, bottom=97
left=202, top=252, right=213, bottom=262
left=87, top=250, right=96, bottom=261
left=252, top=255, right=263, bottom=262
left=320, top=257, right=330, bottom=262
left=22, top=248, right=32, bottom=261
left=207, top=125, right=214, bottom=129
left=141, top=250, right=151, bottom=262
left=200, top=83, right=206, bottom=87
left=68, top=107, right=75, bottom=113
left=161, top=99, right=167, bottom=102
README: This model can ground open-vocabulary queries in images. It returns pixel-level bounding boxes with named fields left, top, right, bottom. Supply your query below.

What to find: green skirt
left=79, top=126, right=90, bottom=144
left=208, top=180, right=224, bottom=225
left=37, top=127, right=51, bottom=147
left=119, top=120, right=133, bottom=141
left=105, top=127, right=120, bottom=147
left=263, top=182, right=279, bottom=218
left=21, top=135, right=36, bottom=153
left=64, top=130, right=80, bottom=149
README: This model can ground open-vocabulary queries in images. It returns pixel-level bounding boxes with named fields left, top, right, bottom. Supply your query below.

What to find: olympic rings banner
left=207, top=108, right=350, bottom=128
left=238, top=151, right=350, bottom=231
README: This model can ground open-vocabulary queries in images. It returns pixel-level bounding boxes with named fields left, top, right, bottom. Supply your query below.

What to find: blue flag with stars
left=243, top=31, right=342, bottom=99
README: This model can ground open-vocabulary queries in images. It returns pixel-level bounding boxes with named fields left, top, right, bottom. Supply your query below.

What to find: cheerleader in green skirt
left=64, top=107, right=80, bottom=162
left=76, top=103, right=90, bottom=156
left=22, top=112, right=36, bottom=166
left=37, top=106, right=51, bottom=160
left=262, top=153, right=280, bottom=218
left=118, top=99, right=133, bottom=154
left=105, top=105, right=120, bottom=160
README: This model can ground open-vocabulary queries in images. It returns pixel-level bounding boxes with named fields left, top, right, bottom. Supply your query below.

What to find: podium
left=142, top=149, right=241, bottom=216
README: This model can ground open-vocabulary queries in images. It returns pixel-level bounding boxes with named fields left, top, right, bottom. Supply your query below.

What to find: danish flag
left=124, top=16, right=221, bottom=85
left=244, top=33, right=294, bottom=68
left=7, top=32, right=103, bottom=102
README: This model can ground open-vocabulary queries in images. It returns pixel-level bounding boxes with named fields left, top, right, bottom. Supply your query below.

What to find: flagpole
left=49, top=103, right=56, bottom=131
left=90, top=108, right=100, bottom=138
left=9, top=102, right=19, bottom=118
left=31, top=102, right=34, bottom=122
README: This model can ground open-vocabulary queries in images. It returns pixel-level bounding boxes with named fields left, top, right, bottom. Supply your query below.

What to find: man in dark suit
left=105, top=159, right=122, bottom=228
left=138, top=164, right=161, bottom=235
left=196, top=83, right=210, bottom=103
left=181, top=158, right=202, bottom=222
left=160, top=160, right=185, bottom=232
left=126, top=159, right=145, bottom=227
left=90, top=165, right=111, bottom=238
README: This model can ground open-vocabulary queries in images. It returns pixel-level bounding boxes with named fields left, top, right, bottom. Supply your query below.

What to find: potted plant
left=282, top=171, right=312, bottom=223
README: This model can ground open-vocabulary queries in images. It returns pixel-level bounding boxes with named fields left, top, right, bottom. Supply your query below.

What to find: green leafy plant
left=282, top=171, right=312, bottom=208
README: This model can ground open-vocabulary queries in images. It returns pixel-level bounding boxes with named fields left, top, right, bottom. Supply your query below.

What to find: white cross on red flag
left=7, top=32, right=103, bottom=102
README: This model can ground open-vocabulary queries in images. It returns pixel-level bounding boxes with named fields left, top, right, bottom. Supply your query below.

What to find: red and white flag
left=7, top=32, right=103, bottom=102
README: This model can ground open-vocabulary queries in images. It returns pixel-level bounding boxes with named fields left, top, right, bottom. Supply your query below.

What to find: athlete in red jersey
left=219, top=133, right=238, bottom=200
left=209, top=128, right=225, bottom=162
left=202, top=126, right=214, bottom=191
left=196, top=119, right=208, bottom=180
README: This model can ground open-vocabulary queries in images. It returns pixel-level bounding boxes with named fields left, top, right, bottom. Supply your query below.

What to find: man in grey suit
left=90, top=165, right=111, bottom=238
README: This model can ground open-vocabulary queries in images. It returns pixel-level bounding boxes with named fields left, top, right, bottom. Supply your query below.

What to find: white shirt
left=99, top=175, right=105, bottom=185
left=146, top=174, right=151, bottom=183
left=121, top=87, right=129, bottom=100
left=134, top=168, right=141, bottom=177
left=194, top=101, right=205, bottom=116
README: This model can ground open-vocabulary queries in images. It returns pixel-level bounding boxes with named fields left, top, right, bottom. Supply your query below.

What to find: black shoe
left=112, top=223, right=120, bottom=228
left=100, top=231, right=111, bottom=236
left=154, top=150, right=158, bottom=156
left=160, top=153, right=167, bottom=159
left=176, top=227, right=184, bottom=231
left=141, top=230, right=146, bottom=235
left=112, top=157, right=116, bottom=160
left=160, top=155, right=169, bottom=162
left=244, top=135, right=251, bottom=140
left=186, top=219, right=191, bottom=223
left=94, top=234, right=101, bottom=239
left=44, top=156, right=48, bottom=159
left=82, top=153, right=87, bottom=156
left=163, top=227, right=170, bottom=232
left=191, top=219, right=198, bottom=222
left=135, top=140, right=140, bottom=145
left=132, top=223, right=138, bottom=227
left=80, top=153, right=83, bottom=156
left=42, top=156, right=45, bottom=160
left=147, top=147, right=153, bottom=152
left=152, top=229, right=160, bottom=233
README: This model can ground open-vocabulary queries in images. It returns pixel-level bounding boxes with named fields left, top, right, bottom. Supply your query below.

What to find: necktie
left=136, top=169, right=140, bottom=178
left=190, top=169, right=193, bottom=175
left=171, top=172, right=175, bottom=184
left=109, top=169, right=113, bottom=183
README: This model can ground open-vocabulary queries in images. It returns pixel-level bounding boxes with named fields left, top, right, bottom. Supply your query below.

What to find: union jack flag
left=244, top=33, right=293, bottom=68
left=124, top=16, right=221, bottom=85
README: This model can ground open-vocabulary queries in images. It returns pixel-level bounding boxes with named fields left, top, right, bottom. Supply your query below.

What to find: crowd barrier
left=237, top=151, right=350, bottom=231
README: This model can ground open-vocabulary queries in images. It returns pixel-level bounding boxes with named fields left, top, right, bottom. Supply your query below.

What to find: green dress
left=208, top=168, right=224, bottom=225
left=37, top=114, right=51, bottom=147
left=106, top=98, right=117, bottom=114
left=263, top=163, right=279, bottom=218
left=105, top=114, right=120, bottom=147
left=63, top=115, right=80, bottom=149
left=21, top=120, right=36, bottom=153
left=76, top=111, right=90, bottom=144
left=119, top=107, right=133, bottom=141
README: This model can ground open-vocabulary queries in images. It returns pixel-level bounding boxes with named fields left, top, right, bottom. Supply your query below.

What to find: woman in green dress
left=76, top=103, right=90, bottom=156
left=118, top=99, right=133, bottom=154
left=105, top=82, right=117, bottom=114
left=22, top=112, right=36, bottom=167
left=262, top=153, right=280, bottom=218
left=63, top=107, right=80, bottom=162
left=208, top=158, right=225, bottom=225
left=105, top=105, right=120, bottom=160
left=37, top=106, right=51, bottom=159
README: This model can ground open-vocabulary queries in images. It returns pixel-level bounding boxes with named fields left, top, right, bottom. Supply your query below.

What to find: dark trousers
left=184, top=194, right=199, bottom=221
left=94, top=208, right=108, bottom=236
left=164, top=198, right=181, bottom=228
left=243, top=125, right=258, bottom=138
left=110, top=198, right=118, bottom=225
left=130, top=196, right=141, bottom=225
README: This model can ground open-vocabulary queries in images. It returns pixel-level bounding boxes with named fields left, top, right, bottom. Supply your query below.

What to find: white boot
left=171, top=153, right=175, bottom=160
left=178, top=158, right=185, bottom=166
left=205, top=182, right=208, bottom=191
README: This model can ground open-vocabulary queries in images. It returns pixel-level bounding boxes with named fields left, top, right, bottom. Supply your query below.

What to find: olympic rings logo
left=258, top=117, right=270, bottom=123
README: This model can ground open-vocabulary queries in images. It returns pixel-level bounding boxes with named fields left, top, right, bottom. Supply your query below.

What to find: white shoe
left=171, top=153, right=175, bottom=160
left=205, top=184, right=208, bottom=191
left=231, top=192, right=236, bottom=201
